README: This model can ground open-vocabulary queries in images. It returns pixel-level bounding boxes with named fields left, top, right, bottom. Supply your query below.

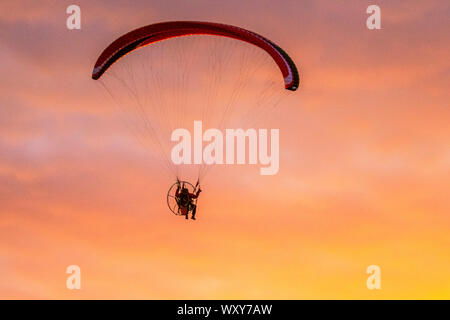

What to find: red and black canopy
left=92, top=21, right=299, bottom=91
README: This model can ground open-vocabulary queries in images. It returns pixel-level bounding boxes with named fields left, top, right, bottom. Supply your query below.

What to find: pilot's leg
left=191, top=205, right=197, bottom=220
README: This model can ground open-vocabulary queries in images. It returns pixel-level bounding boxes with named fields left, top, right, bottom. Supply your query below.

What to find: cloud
left=1, top=0, right=449, bottom=299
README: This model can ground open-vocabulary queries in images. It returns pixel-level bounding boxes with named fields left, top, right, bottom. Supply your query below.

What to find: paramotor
left=92, top=21, right=300, bottom=216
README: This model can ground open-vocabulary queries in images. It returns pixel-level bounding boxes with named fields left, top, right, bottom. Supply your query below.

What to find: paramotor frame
left=166, top=180, right=197, bottom=215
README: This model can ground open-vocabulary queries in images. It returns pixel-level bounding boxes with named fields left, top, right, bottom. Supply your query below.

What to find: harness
left=177, top=192, right=190, bottom=208
left=175, top=180, right=199, bottom=214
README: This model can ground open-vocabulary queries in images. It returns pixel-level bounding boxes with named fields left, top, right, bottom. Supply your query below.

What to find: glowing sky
left=0, top=0, right=449, bottom=299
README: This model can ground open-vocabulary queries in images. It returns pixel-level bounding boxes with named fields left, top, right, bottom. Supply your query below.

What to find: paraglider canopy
left=92, top=20, right=300, bottom=189
left=92, top=21, right=299, bottom=90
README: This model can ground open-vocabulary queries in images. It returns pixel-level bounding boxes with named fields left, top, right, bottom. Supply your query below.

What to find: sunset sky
left=0, top=0, right=449, bottom=299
